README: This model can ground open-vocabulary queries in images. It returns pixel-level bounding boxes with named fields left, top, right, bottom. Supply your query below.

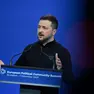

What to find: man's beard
left=38, top=34, right=52, bottom=44
left=40, top=37, right=50, bottom=43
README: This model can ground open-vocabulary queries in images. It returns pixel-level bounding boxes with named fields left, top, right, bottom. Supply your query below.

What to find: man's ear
left=53, top=29, right=57, bottom=36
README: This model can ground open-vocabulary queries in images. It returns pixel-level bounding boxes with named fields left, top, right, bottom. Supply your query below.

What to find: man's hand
left=0, top=60, right=4, bottom=68
left=0, top=60, right=4, bottom=66
left=55, top=53, right=62, bottom=70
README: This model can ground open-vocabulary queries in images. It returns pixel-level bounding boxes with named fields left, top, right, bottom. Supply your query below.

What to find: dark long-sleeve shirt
left=15, top=40, right=74, bottom=84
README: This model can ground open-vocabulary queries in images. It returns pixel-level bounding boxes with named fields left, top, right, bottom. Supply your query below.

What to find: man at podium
left=0, top=14, right=74, bottom=94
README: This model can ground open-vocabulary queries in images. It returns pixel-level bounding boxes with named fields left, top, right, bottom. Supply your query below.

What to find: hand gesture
left=55, top=53, right=62, bottom=70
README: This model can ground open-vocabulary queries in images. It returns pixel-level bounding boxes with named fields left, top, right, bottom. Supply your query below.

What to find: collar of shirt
left=37, top=39, right=56, bottom=48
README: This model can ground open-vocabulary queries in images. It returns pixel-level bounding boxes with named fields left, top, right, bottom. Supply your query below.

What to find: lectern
left=0, top=65, right=63, bottom=94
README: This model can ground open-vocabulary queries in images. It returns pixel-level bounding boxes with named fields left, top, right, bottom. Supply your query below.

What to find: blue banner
left=0, top=66, right=62, bottom=88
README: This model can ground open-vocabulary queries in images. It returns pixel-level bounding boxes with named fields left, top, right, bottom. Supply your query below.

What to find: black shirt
left=15, top=40, right=74, bottom=84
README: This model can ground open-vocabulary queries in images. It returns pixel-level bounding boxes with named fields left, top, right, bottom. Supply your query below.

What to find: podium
left=0, top=65, right=63, bottom=94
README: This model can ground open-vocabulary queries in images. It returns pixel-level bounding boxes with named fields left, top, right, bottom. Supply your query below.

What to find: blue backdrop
left=0, top=0, right=86, bottom=94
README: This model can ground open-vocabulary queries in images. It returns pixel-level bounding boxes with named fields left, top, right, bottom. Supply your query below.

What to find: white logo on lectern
left=0, top=68, right=6, bottom=74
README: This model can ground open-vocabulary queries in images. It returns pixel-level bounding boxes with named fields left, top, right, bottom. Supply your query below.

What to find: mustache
left=38, top=32, right=44, bottom=36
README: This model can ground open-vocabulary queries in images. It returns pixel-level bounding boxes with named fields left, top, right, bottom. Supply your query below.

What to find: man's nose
left=38, top=27, right=43, bottom=33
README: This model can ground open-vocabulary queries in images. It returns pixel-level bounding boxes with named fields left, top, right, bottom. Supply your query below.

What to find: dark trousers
left=20, top=85, right=58, bottom=94
left=41, top=87, right=58, bottom=94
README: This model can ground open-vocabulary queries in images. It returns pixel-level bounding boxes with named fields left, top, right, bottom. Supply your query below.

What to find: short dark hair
left=40, top=14, right=58, bottom=29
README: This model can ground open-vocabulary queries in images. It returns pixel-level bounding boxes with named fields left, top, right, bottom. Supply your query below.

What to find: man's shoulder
left=23, top=41, right=39, bottom=51
left=55, top=41, right=67, bottom=50
left=55, top=41, right=70, bottom=55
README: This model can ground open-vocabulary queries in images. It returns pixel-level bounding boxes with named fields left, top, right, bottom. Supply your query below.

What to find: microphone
left=40, top=46, right=56, bottom=70
left=9, top=45, right=32, bottom=66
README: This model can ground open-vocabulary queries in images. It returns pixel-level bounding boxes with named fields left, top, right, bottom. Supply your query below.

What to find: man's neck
left=43, top=38, right=54, bottom=46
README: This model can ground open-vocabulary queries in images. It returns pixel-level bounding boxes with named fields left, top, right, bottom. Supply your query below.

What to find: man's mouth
left=38, top=34, right=44, bottom=37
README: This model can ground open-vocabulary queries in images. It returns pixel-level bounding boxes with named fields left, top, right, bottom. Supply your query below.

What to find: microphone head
left=49, top=56, right=54, bottom=60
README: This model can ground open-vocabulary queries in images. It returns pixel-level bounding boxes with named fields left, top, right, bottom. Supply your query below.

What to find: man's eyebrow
left=38, top=25, right=47, bottom=27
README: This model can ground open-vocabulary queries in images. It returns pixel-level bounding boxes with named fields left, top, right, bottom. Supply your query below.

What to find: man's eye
left=43, top=26, right=48, bottom=29
left=38, top=26, right=40, bottom=28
